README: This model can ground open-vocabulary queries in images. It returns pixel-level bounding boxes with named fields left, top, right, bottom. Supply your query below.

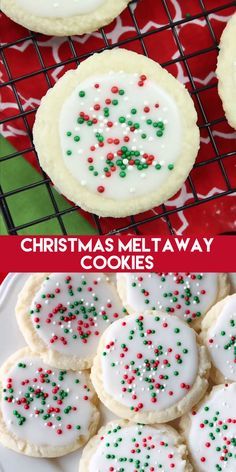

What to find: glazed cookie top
left=59, top=72, right=181, bottom=199
left=217, top=13, right=236, bottom=130
left=100, top=312, right=199, bottom=412
left=28, top=273, right=126, bottom=358
left=117, top=272, right=218, bottom=324
left=207, top=294, right=236, bottom=381
left=188, top=383, right=236, bottom=471
left=12, top=0, right=106, bottom=17
left=1, top=355, right=96, bottom=446
left=88, top=423, right=187, bottom=471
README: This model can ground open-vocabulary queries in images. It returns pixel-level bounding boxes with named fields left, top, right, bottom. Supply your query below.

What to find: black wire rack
left=1, top=0, right=236, bottom=235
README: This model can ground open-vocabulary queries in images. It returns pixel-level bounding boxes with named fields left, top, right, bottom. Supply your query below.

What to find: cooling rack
left=0, top=0, right=236, bottom=235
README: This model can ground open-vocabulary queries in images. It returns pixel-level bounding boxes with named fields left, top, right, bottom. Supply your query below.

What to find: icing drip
left=1, top=357, right=95, bottom=446
left=14, top=0, right=106, bottom=18
left=59, top=72, right=181, bottom=199
left=208, top=295, right=236, bottom=381
left=88, top=423, right=186, bottom=471
left=100, top=312, right=199, bottom=411
left=118, top=272, right=218, bottom=323
left=29, top=273, right=126, bottom=358
left=188, top=383, right=236, bottom=471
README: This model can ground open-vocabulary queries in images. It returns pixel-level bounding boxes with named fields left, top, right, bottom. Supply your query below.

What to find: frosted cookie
left=79, top=420, right=193, bottom=472
left=217, top=13, right=236, bottom=129
left=200, top=294, right=236, bottom=383
left=33, top=49, right=199, bottom=217
left=180, top=383, right=236, bottom=472
left=16, top=273, right=126, bottom=371
left=0, top=348, right=99, bottom=457
left=1, top=1, right=130, bottom=36
left=91, top=311, right=210, bottom=423
left=117, top=272, right=229, bottom=330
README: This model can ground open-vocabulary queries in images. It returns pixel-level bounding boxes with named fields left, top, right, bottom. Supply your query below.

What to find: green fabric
left=0, top=137, right=97, bottom=235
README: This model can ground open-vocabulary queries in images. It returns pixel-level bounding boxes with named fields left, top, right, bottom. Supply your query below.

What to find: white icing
left=1, top=356, right=95, bottom=446
left=101, top=312, right=199, bottom=411
left=207, top=294, right=236, bottom=381
left=188, top=383, right=236, bottom=472
left=59, top=72, right=182, bottom=199
left=118, top=272, right=218, bottom=323
left=89, top=423, right=186, bottom=471
left=13, top=0, right=105, bottom=18
left=29, top=273, right=125, bottom=359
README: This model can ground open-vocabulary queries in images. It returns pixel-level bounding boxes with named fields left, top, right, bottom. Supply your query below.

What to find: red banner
left=1, top=236, right=235, bottom=272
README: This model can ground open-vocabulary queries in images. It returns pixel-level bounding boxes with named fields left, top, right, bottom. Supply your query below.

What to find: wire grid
left=0, top=0, right=236, bottom=235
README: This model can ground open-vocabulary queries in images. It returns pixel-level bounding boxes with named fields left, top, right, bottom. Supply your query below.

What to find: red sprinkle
left=97, top=186, right=105, bottom=193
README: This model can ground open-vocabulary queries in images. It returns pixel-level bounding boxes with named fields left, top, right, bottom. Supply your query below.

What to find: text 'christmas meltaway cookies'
left=1, top=0, right=130, bottom=36
left=16, top=273, right=126, bottom=370
left=33, top=49, right=200, bottom=217
left=0, top=348, right=99, bottom=457
left=79, top=420, right=193, bottom=472
left=180, top=383, right=236, bottom=472
left=201, top=294, right=236, bottom=384
left=117, top=272, right=229, bottom=329
left=217, top=13, right=236, bottom=130
left=91, top=311, right=210, bottom=423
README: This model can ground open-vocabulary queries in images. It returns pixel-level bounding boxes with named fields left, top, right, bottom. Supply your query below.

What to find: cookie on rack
left=117, top=272, right=229, bottom=330
left=200, top=294, right=236, bottom=384
left=217, top=13, right=236, bottom=129
left=0, top=347, right=100, bottom=457
left=91, top=311, right=210, bottom=424
left=33, top=49, right=200, bottom=217
left=79, top=419, right=193, bottom=472
left=16, top=273, right=126, bottom=370
left=1, top=0, right=130, bottom=36
left=180, top=382, right=236, bottom=472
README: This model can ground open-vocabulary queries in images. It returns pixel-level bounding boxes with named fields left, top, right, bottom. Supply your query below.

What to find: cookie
left=33, top=49, right=199, bottom=217
left=180, top=383, right=236, bottom=472
left=79, top=419, right=193, bottom=472
left=16, top=273, right=126, bottom=371
left=117, top=272, right=229, bottom=330
left=91, top=311, right=210, bottom=423
left=200, top=294, right=236, bottom=384
left=217, top=13, right=236, bottom=129
left=229, top=273, right=236, bottom=294
left=0, top=347, right=100, bottom=457
left=1, top=0, right=130, bottom=36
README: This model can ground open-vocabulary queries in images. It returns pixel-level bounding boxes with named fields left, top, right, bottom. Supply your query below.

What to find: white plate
left=0, top=273, right=116, bottom=472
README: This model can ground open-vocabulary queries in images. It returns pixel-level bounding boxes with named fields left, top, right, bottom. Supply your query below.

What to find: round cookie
left=33, top=49, right=199, bottom=217
left=180, top=383, right=236, bottom=472
left=16, top=273, right=126, bottom=371
left=217, top=13, right=236, bottom=129
left=79, top=419, right=193, bottom=472
left=117, top=272, right=229, bottom=330
left=1, top=0, right=130, bottom=36
left=0, top=347, right=100, bottom=457
left=91, top=311, right=210, bottom=424
left=200, top=294, right=236, bottom=383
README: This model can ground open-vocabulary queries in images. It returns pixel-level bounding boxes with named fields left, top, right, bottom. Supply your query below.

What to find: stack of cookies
left=0, top=272, right=235, bottom=471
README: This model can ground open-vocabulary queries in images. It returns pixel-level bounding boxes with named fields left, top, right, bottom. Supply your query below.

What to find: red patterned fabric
left=0, top=273, right=7, bottom=284
left=1, top=0, right=236, bottom=234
